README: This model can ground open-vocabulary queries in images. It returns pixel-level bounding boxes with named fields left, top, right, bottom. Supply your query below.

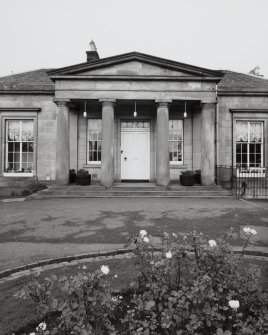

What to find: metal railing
left=216, top=165, right=268, bottom=198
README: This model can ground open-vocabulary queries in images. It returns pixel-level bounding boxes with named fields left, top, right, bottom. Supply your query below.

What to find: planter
left=69, top=173, right=76, bottom=184
left=194, top=173, right=201, bottom=184
left=75, top=174, right=91, bottom=186
left=180, top=175, right=195, bottom=186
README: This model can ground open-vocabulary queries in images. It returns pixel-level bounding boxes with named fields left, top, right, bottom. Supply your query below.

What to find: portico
left=50, top=51, right=222, bottom=187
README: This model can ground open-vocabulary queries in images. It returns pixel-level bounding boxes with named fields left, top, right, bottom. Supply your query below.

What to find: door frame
left=120, top=120, right=151, bottom=181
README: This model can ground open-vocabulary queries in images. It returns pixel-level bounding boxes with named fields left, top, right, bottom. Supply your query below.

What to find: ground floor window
left=87, top=119, right=102, bottom=163
left=169, top=120, right=183, bottom=164
left=235, top=120, right=263, bottom=169
left=5, top=119, right=34, bottom=175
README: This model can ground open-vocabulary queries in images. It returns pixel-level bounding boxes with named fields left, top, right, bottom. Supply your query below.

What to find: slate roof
left=0, top=64, right=267, bottom=93
left=0, top=69, right=55, bottom=91
left=218, top=70, right=268, bottom=92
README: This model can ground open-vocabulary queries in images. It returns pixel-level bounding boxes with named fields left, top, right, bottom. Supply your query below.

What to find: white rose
left=208, top=240, right=217, bottom=247
left=243, top=227, right=251, bottom=234
left=139, top=230, right=147, bottom=238
left=100, top=265, right=110, bottom=275
left=143, top=236, right=149, bottom=243
left=228, top=300, right=240, bottom=310
left=166, top=251, right=172, bottom=259
left=250, top=229, right=257, bottom=235
left=36, top=322, right=46, bottom=331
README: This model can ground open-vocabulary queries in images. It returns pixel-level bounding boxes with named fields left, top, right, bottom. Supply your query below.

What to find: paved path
left=0, top=197, right=268, bottom=271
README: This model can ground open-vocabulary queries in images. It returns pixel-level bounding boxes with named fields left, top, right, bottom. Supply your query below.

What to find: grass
left=0, top=256, right=267, bottom=335
left=0, top=258, right=135, bottom=335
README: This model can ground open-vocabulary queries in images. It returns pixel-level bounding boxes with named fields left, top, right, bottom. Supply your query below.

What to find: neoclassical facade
left=0, top=44, right=268, bottom=188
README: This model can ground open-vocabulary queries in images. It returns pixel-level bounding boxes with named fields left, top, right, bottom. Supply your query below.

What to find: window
left=5, top=120, right=34, bottom=175
left=235, top=121, right=263, bottom=169
left=87, top=119, right=102, bottom=163
left=169, top=120, right=183, bottom=164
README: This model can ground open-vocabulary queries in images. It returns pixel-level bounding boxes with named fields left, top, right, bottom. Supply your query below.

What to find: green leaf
left=145, top=300, right=155, bottom=310
left=51, top=298, right=58, bottom=310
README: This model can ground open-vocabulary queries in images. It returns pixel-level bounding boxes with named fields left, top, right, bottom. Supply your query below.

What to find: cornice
left=0, top=90, right=55, bottom=95
left=50, top=75, right=222, bottom=82
left=218, top=91, right=268, bottom=97
left=0, top=107, right=41, bottom=112
left=230, top=109, right=268, bottom=113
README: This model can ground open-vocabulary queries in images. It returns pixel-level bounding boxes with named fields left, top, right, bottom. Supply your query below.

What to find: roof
left=218, top=70, right=268, bottom=92
left=0, top=56, right=267, bottom=94
left=0, top=69, right=55, bottom=92
left=48, top=52, right=223, bottom=78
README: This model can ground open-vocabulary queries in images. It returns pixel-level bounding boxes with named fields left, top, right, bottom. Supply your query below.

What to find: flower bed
left=15, top=228, right=268, bottom=334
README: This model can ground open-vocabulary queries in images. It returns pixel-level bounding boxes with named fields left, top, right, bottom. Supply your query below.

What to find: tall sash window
left=235, top=121, right=263, bottom=169
left=169, top=120, right=183, bottom=164
left=87, top=119, right=102, bottom=163
left=5, top=120, right=34, bottom=175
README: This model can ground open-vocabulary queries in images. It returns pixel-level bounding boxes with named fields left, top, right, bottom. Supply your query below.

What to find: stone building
left=0, top=42, right=267, bottom=189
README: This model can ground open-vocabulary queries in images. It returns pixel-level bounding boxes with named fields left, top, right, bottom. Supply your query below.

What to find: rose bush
left=18, top=228, right=267, bottom=334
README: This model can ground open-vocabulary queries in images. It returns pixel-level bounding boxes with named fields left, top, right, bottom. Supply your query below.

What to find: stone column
left=156, top=100, right=171, bottom=186
left=54, top=99, right=70, bottom=185
left=100, top=99, right=115, bottom=186
left=201, top=101, right=216, bottom=186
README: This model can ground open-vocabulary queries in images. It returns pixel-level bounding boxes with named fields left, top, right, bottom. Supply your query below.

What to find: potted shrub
left=194, top=169, right=201, bottom=184
left=75, top=169, right=91, bottom=186
left=180, top=170, right=195, bottom=186
left=69, top=169, right=76, bottom=184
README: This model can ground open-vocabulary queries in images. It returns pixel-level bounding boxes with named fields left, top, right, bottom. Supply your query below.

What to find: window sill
left=170, top=164, right=187, bottom=169
left=83, top=164, right=101, bottom=168
left=3, top=173, right=33, bottom=177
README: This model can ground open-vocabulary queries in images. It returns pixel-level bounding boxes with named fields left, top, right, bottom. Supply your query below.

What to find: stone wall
left=217, top=95, right=268, bottom=167
left=0, top=94, right=57, bottom=181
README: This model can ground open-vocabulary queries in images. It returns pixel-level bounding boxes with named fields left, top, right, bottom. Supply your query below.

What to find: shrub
left=17, top=228, right=268, bottom=334
left=77, top=169, right=89, bottom=176
left=181, top=170, right=194, bottom=176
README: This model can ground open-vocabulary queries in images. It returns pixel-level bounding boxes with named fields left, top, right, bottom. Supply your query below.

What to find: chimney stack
left=86, top=40, right=100, bottom=62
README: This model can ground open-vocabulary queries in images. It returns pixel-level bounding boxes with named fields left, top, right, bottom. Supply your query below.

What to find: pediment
left=49, top=52, right=223, bottom=79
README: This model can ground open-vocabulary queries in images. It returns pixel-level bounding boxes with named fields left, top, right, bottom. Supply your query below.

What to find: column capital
left=155, top=99, right=172, bottom=107
left=99, top=98, right=116, bottom=107
left=53, top=98, right=71, bottom=107
left=200, top=100, right=217, bottom=108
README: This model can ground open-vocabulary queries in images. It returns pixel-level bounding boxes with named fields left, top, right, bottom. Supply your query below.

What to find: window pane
left=250, top=123, right=262, bottom=142
left=21, top=121, right=34, bottom=141
left=236, top=143, right=241, bottom=154
left=7, top=121, right=20, bottom=141
left=241, top=154, right=247, bottom=163
left=236, top=121, right=248, bottom=142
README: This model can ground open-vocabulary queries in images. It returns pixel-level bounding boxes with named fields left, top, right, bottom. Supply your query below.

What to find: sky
left=0, top=0, right=268, bottom=78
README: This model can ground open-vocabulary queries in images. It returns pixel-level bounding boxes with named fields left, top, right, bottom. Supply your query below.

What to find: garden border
left=0, top=246, right=268, bottom=282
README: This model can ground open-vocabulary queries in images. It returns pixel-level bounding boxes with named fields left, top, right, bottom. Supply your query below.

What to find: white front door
left=121, top=122, right=150, bottom=180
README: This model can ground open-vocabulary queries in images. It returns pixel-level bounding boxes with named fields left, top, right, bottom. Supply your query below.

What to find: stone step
left=29, top=188, right=233, bottom=199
